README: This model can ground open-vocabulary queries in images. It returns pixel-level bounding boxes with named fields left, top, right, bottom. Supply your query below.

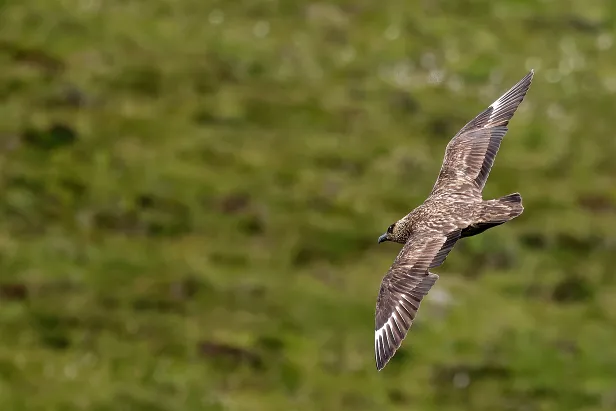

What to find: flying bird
left=374, top=70, right=534, bottom=371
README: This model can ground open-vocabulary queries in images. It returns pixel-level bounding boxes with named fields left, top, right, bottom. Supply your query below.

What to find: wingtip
left=521, top=68, right=534, bottom=83
left=524, top=69, right=535, bottom=84
left=522, top=69, right=535, bottom=93
left=376, top=358, right=388, bottom=372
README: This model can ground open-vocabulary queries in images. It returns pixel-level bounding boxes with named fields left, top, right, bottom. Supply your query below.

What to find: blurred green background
left=1, top=0, right=616, bottom=410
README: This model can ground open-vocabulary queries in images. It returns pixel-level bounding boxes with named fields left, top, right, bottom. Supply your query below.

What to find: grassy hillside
left=1, top=0, right=616, bottom=410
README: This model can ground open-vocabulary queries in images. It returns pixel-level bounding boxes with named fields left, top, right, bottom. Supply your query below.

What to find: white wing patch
left=487, top=95, right=503, bottom=124
left=374, top=304, right=408, bottom=367
left=489, top=97, right=502, bottom=112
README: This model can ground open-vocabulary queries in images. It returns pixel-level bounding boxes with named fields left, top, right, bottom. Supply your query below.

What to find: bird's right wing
left=430, top=70, right=534, bottom=196
left=374, top=228, right=461, bottom=371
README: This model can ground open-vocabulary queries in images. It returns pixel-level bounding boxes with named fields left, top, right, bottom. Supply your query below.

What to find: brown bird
left=374, top=70, right=534, bottom=371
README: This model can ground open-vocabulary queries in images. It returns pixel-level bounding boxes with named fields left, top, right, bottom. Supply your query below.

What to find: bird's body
left=374, top=70, right=534, bottom=371
left=394, top=193, right=478, bottom=241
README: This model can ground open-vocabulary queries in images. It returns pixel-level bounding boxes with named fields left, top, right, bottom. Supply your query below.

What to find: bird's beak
left=378, top=233, right=389, bottom=244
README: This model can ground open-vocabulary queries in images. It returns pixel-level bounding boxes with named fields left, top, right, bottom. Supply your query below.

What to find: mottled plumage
left=374, top=70, right=534, bottom=371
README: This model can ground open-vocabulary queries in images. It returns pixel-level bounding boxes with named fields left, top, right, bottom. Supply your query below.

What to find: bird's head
left=378, top=221, right=406, bottom=244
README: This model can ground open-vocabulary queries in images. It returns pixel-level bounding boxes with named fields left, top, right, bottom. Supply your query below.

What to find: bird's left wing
left=374, top=228, right=461, bottom=371
left=431, top=70, right=534, bottom=196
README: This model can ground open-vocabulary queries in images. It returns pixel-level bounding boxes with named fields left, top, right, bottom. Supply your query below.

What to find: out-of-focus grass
left=1, top=0, right=616, bottom=410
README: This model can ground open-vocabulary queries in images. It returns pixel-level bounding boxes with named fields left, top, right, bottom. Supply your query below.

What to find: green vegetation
left=1, top=0, right=616, bottom=409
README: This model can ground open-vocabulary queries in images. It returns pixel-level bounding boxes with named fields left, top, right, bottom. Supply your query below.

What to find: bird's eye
left=387, top=224, right=395, bottom=234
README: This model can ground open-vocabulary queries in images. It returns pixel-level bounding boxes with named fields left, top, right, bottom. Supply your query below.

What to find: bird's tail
left=461, top=193, right=523, bottom=238
left=488, top=192, right=524, bottom=220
